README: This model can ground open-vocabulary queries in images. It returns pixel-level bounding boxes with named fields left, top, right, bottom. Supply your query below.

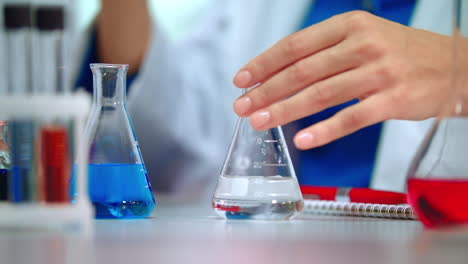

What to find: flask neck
left=91, top=64, right=128, bottom=106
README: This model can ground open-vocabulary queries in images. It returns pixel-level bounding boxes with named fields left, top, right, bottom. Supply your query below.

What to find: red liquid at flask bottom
left=407, top=178, right=468, bottom=228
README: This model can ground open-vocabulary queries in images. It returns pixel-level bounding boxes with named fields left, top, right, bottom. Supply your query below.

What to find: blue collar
left=301, top=0, right=416, bottom=30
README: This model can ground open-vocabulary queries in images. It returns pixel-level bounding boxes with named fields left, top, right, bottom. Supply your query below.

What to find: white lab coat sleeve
left=127, top=1, right=238, bottom=197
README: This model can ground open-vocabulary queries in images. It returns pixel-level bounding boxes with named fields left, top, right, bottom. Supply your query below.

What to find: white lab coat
left=124, top=0, right=453, bottom=198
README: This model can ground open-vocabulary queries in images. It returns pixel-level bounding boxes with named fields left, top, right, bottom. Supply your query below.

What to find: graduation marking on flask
left=256, top=137, right=287, bottom=167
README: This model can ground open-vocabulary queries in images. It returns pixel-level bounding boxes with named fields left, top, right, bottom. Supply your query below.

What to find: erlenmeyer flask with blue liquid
left=84, top=63, right=155, bottom=219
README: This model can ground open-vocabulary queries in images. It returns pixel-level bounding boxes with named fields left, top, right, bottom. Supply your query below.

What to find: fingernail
left=250, top=111, right=271, bottom=129
left=234, top=97, right=252, bottom=116
left=233, top=70, right=252, bottom=87
left=294, top=132, right=315, bottom=148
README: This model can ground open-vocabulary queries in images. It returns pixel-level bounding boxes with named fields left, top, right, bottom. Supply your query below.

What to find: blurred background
left=75, top=0, right=210, bottom=41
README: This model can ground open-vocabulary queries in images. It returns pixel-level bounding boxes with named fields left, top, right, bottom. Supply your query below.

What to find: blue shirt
left=297, top=0, right=416, bottom=187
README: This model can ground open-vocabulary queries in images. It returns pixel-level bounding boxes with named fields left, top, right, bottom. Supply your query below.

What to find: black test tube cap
left=36, top=6, right=64, bottom=31
left=3, top=5, right=32, bottom=30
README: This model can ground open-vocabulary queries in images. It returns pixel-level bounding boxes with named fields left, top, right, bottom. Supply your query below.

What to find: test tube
left=0, top=1, right=7, bottom=95
left=35, top=3, right=71, bottom=202
left=35, top=4, right=65, bottom=94
left=8, top=121, right=35, bottom=202
left=0, top=2, right=7, bottom=200
left=4, top=4, right=33, bottom=95
left=4, top=3, right=37, bottom=202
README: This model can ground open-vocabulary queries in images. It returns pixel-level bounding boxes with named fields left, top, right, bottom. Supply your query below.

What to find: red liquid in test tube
left=40, top=125, right=70, bottom=203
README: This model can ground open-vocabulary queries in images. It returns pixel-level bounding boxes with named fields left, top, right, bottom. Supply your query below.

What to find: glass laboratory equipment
left=406, top=0, right=468, bottom=229
left=212, top=115, right=303, bottom=220
left=0, top=2, right=93, bottom=230
left=85, top=63, right=155, bottom=219
left=0, top=95, right=93, bottom=231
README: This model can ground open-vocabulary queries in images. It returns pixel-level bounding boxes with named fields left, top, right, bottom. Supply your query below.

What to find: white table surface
left=1, top=197, right=467, bottom=264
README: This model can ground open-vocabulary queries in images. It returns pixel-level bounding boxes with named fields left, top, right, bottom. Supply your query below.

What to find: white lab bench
left=0, top=197, right=467, bottom=264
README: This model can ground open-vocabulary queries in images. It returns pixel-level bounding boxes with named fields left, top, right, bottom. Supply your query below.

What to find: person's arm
left=457, top=38, right=468, bottom=116
left=97, top=0, right=151, bottom=74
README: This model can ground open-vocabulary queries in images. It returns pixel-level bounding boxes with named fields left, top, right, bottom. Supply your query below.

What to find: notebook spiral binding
left=303, top=200, right=417, bottom=220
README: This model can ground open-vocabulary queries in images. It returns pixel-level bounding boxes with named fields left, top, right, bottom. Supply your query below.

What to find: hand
left=232, top=11, right=452, bottom=150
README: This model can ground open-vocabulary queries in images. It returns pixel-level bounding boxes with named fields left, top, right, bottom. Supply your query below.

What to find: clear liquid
left=212, top=175, right=303, bottom=220
left=88, top=163, right=155, bottom=219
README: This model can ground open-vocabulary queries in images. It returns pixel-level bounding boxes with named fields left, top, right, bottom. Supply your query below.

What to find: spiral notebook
left=303, top=200, right=417, bottom=220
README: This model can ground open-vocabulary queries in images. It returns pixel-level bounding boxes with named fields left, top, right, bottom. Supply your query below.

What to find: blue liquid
left=11, top=166, right=32, bottom=202
left=88, top=163, right=155, bottom=219
left=69, top=165, right=77, bottom=203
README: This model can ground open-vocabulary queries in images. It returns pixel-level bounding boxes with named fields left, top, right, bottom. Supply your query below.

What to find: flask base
left=407, top=178, right=468, bottom=228
left=212, top=198, right=303, bottom=220
left=93, top=200, right=155, bottom=219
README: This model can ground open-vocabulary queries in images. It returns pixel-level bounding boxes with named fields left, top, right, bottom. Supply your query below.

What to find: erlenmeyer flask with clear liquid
left=406, top=0, right=468, bottom=229
left=212, top=113, right=304, bottom=220
left=84, top=63, right=155, bottom=219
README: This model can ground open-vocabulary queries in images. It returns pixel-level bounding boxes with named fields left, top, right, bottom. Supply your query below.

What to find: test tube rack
left=0, top=94, right=93, bottom=232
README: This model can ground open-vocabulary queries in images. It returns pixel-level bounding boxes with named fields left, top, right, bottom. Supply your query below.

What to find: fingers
left=247, top=65, right=383, bottom=130
left=233, top=15, right=347, bottom=88
left=233, top=40, right=365, bottom=117
left=293, top=95, right=388, bottom=150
